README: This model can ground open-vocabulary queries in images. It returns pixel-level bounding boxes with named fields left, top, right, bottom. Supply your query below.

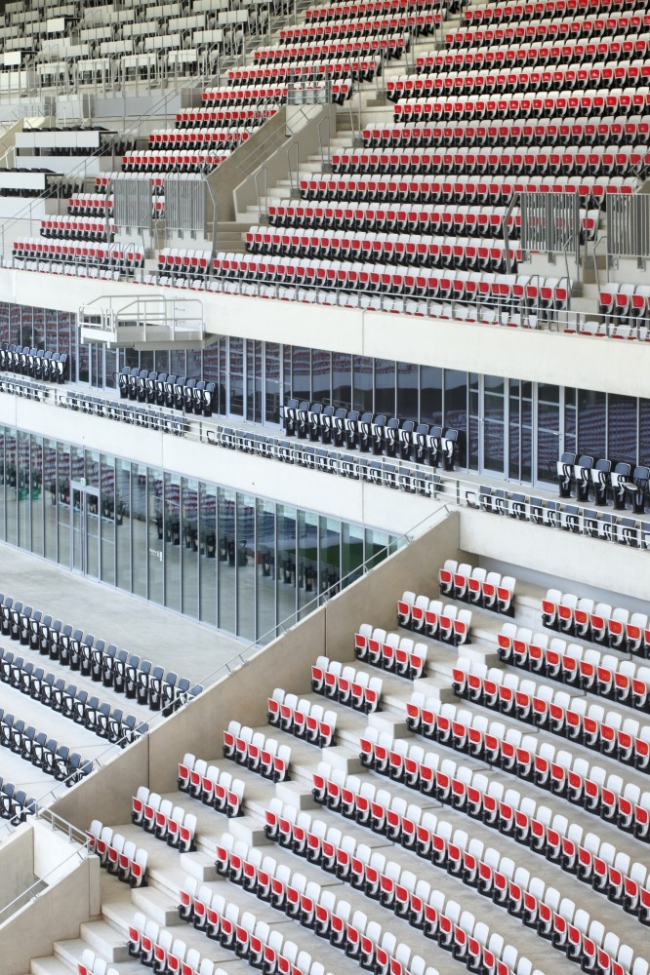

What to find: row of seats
left=244, top=227, right=521, bottom=273
left=252, top=33, right=408, bottom=61
left=392, top=90, right=650, bottom=122
left=281, top=399, right=459, bottom=467
left=0, top=648, right=147, bottom=746
left=212, top=834, right=453, bottom=975
left=40, top=216, right=115, bottom=241
left=68, top=192, right=113, bottom=215
left=542, top=590, right=648, bottom=648
left=466, top=485, right=650, bottom=545
left=66, top=390, right=188, bottom=436
left=600, top=282, right=650, bottom=325
left=305, top=0, right=449, bottom=21
left=447, top=11, right=650, bottom=46
left=310, top=657, right=382, bottom=712
left=128, top=912, right=230, bottom=975
left=397, top=589, right=473, bottom=644
left=176, top=105, right=279, bottom=127
left=267, top=688, right=337, bottom=747
left=404, top=692, right=650, bottom=834
left=121, top=149, right=230, bottom=172
left=0, top=344, right=68, bottom=383
left=354, top=624, right=429, bottom=678
left=77, top=949, right=118, bottom=975
left=363, top=117, right=648, bottom=152
left=556, top=453, right=649, bottom=508
left=222, top=720, right=291, bottom=782
left=451, top=663, right=650, bottom=769
left=118, top=366, right=217, bottom=417
left=497, top=623, right=650, bottom=710
left=415, top=35, right=650, bottom=74
left=0, top=594, right=201, bottom=711
left=329, top=145, right=649, bottom=179
left=201, top=79, right=354, bottom=105
left=12, top=239, right=144, bottom=275
left=206, top=424, right=443, bottom=497
left=206, top=254, right=570, bottom=311
left=177, top=754, right=245, bottom=816
left=0, top=780, right=35, bottom=824
left=0, top=708, right=92, bottom=786
left=225, top=55, right=382, bottom=83
left=269, top=200, right=526, bottom=236
left=300, top=174, right=636, bottom=207
left=462, top=0, right=643, bottom=27
left=131, top=786, right=197, bottom=851
left=280, top=14, right=438, bottom=42
left=86, top=820, right=148, bottom=887
left=438, top=559, right=517, bottom=614
left=149, top=123, right=265, bottom=149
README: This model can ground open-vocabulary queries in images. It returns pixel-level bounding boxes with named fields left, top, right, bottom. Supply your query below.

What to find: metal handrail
left=317, top=113, right=331, bottom=169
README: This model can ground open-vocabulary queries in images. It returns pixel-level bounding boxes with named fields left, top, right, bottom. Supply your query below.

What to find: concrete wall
left=0, top=824, right=34, bottom=913
left=0, top=820, right=100, bottom=975
left=461, top=506, right=650, bottom=603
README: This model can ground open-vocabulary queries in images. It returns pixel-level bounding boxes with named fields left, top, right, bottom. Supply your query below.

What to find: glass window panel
left=353, top=355, right=373, bottom=413
left=537, top=383, right=561, bottom=484
left=181, top=478, right=199, bottom=619
left=100, top=455, right=116, bottom=586
left=365, top=528, right=389, bottom=571
left=292, top=348, right=311, bottom=402
left=163, top=472, right=181, bottom=611
left=332, top=352, right=351, bottom=410
left=577, top=388, right=606, bottom=458
left=218, top=488, right=236, bottom=633
left=445, top=370, right=468, bottom=468
left=319, top=516, right=340, bottom=599
left=277, top=504, right=297, bottom=627
left=298, top=510, right=318, bottom=618
left=565, top=387, right=577, bottom=455
left=420, top=365, right=443, bottom=425
left=256, top=499, right=276, bottom=640
left=105, top=349, right=117, bottom=390
left=640, top=399, right=650, bottom=466
left=115, top=459, right=132, bottom=593
left=56, top=443, right=71, bottom=564
left=397, top=361, right=418, bottom=422
left=265, top=342, right=281, bottom=424
left=312, top=350, right=331, bottom=406
left=246, top=340, right=263, bottom=423
left=199, top=482, right=217, bottom=626
left=374, top=359, right=395, bottom=416
left=608, top=394, right=637, bottom=465
left=17, top=431, right=30, bottom=548
left=30, top=437, right=44, bottom=556
left=283, top=345, right=292, bottom=403
left=43, top=439, right=57, bottom=559
left=341, top=522, right=364, bottom=587
left=229, top=338, right=244, bottom=416
left=0, top=304, right=9, bottom=346
left=237, top=493, right=256, bottom=641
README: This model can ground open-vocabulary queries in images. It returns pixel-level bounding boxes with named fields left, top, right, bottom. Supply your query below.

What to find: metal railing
left=607, top=193, right=650, bottom=271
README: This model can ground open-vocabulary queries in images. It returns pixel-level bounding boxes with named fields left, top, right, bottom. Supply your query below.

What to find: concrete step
left=131, top=884, right=183, bottom=927
left=79, top=919, right=130, bottom=963
left=31, top=959, right=73, bottom=975
left=179, top=849, right=217, bottom=883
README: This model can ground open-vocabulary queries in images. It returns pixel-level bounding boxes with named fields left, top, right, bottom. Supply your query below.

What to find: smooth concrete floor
left=0, top=543, right=247, bottom=689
